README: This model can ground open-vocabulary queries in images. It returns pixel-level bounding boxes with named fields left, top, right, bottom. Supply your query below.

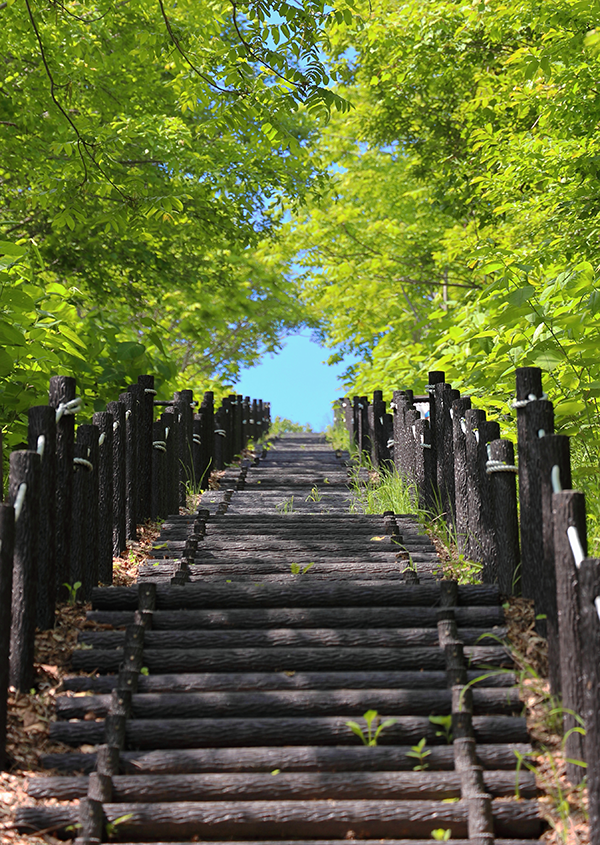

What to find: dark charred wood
left=91, top=582, right=500, bottom=610
left=56, top=686, right=520, bottom=721
left=50, top=714, right=529, bottom=748
left=41, top=742, right=532, bottom=774
left=15, top=797, right=543, bottom=839
left=29, top=768, right=537, bottom=801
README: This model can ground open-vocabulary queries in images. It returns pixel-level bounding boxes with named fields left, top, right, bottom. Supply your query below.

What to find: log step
left=27, top=769, right=538, bottom=801
left=71, top=644, right=512, bottom=673
left=76, top=626, right=507, bottom=650
left=62, top=668, right=516, bottom=693
left=91, top=582, right=500, bottom=610
left=84, top=604, right=505, bottom=629
left=41, top=743, right=532, bottom=774
left=49, top=714, right=530, bottom=748
left=55, top=686, right=521, bottom=720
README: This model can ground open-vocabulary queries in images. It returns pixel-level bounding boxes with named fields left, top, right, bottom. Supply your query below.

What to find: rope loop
left=153, top=441, right=167, bottom=453
left=215, top=429, right=226, bottom=436
left=594, top=595, right=600, bottom=622
left=55, top=396, right=82, bottom=423
left=14, top=483, right=27, bottom=521
left=36, top=434, right=45, bottom=459
left=192, top=434, right=201, bottom=445
left=512, top=391, right=548, bottom=409
left=567, top=525, right=586, bottom=569
left=387, top=438, right=395, bottom=449
left=486, top=460, right=518, bottom=474
left=113, top=420, right=120, bottom=432
left=98, top=432, right=106, bottom=447
left=551, top=465, right=562, bottom=494
left=145, top=388, right=157, bottom=395
left=74, top=457, right=93, bottom=472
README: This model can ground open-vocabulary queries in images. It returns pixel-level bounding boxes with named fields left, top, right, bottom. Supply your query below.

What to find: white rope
left=74, top=457, right=93, bottom=472
left=113, top=420, right=120, bottom=432
left=421, top=435, right=431, bottom=449
left=390, top=401, right=397, bottom=410
left=387, top=438, right=395, bottom=449
left=145, top=388, right=157, bottom=395
left=425, top=384, right=436, bottom=393
left=567, top=525, right=586, bottom=569
left=125, top=409, right=132, bottom=419
left=55, top=396, right=82, bottom=423
left=594, top=596, right=600, bottom=622
left=249, top=419, right=254, bottom=424
left=98, top=432, right=106, bottom=447
left=215, top=429, right=226, bottom=436
left=153, top=441, right=167, bottom=453
left=36, top=434, right=45, bottom=459
left=165, top=426, right=170, bottom=440
left=512, top=391, right=548, bottom=409
left=449, top=408, right=454, bottom=420
left=460, top=418, right=467, bottom=435
left=551, top=465, right=562, bottom=494
left=538, top=428, right=546, bottom=438
left=474, top=428, right=480, bottom=444
left=193, top=434, right=201, bottom=445
left=14, top=483, right=27, bottom=521
left=379, top=416, right=384, bottom=426
left=486, top=460, right=518, bottom=474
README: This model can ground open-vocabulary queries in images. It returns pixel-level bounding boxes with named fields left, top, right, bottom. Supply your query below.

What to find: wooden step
left=50, top=714, right=529, bottom=747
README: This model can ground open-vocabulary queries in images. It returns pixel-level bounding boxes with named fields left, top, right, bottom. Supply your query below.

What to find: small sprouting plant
left=277, top=496, right=295, bottom=514
left=346, top=709, right=397, bottom=746
left=290, top=562, right=315, bottom=575
left=106, top=813, right=134, bottom=838
left=306, top=485, right=322, bottom=502
left=406, top=738, right=431, bottom=770
left=140, top=667, right=149, bottom=676
left=429, top=714, right=453, bottom=744
left=63, top=581, right=82, bottom=605
left=431, top=830, right=451, bottom=841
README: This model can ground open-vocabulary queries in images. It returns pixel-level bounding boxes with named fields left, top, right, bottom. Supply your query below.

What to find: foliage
left=0, top=0, right=358, bottom=440
left=406, top=737, right=431, bottom=771
left=345, top=709, right=396, bottom=746
left=269, top=416, right=313, bottom=434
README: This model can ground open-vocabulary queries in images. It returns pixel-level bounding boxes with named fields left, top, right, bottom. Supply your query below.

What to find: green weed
left=62, top=581, right=82, bottom=605
left=405, top=738, right=431, bottom=770
left=346, top=709, right=397, bottom=746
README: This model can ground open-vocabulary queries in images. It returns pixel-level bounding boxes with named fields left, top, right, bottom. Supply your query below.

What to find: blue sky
left=233, top=333, right=358, bottom=431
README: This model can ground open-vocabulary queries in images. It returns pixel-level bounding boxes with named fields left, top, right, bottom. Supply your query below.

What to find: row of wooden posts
left=0, top=374, right=270, bottom=768
left=337, top=365, right=600, bottom=839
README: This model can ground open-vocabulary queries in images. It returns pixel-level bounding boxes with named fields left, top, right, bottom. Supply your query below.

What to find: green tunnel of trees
left=2, top=0, right=600, bottom=534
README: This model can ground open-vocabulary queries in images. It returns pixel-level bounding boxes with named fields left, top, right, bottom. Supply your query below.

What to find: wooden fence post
left=93, top=412, right=114, bottom=586
left=487, top=438, right=519, bottom=595
left=480, top=419, right=500, bottom=583
left=72, top=424, right=99, bottom=601
left=451, top=397, right=472, bottom=555
left=214, top=405, right=226, bottom=471
left=199, top=392, right=214, bottom=485
left=106, top=401, right=126, bottom=557
left=0, top=503, right=15, bottom=769
left=578, top=557, right=600, bottom=845
left=515, top=367, right=555, bottom=601
left=250, top=398, right=257, bottom=448
left=9, top=450, right=40, bottom=692
left=392, top=391, right=413, bottom=482
left=357, top=396, right=370, bottom=460
left=174, top=389, right=194, bottom=502
left=152, top=418, right=167, bottom=520
left=425, top=370, right=445, bottom=503
left=27, top=405, right=56, bottom=629
left=162, top=408, right=180, bottom=514
left=552, top=489, right=586, bottom=784
left=464, top=408, right=486, bottom=563
left=119, top=391, right=138, bottom=539
left=434, top=383, right=459, bottom=522
left=127, top=384, right=145, bottom=522
left=49, top=375, right=77, bottom=600
left=137, top=375, right=156, bottom=521
left=404, top=408, right=420, bottom=489
left=537, top=432, right=571, bottom=696
left=233, top=395, right=243, bottom=457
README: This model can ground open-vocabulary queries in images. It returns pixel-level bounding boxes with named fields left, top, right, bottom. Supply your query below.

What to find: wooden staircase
left=17, top=434, right=543, bottom=843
